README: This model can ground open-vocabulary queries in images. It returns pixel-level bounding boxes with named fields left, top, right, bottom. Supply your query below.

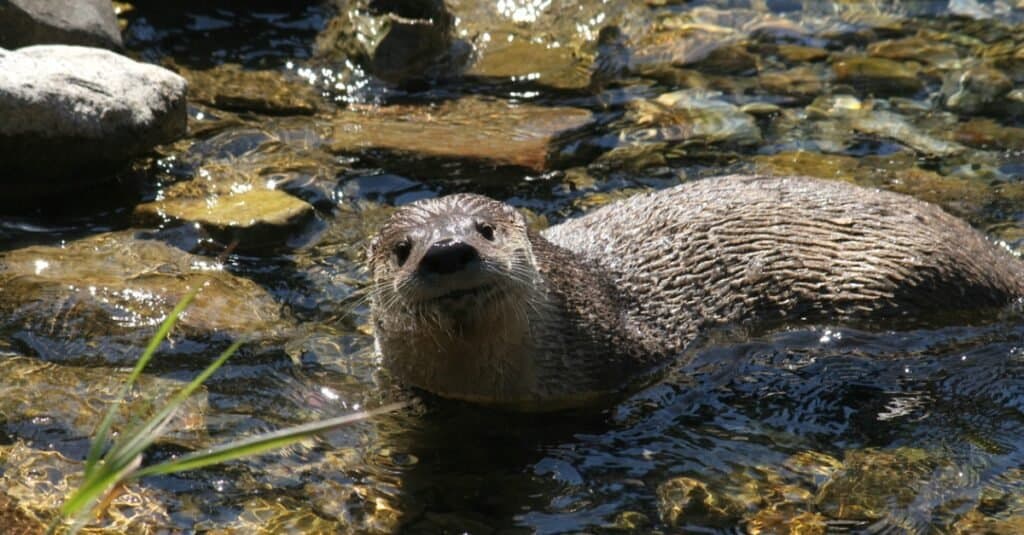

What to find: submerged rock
left=832, top=57, right=924, bottom=95
left=465, top=32, right=591, bottom=90
left=815, top=448, right=934, bottom=521
left=0, top=232, right=283, bottom=364
left=759, top=66, right=825, bottom=98
left=0, top=490, right=44, bottom=535
left=0, top=355, right=209, bottom=444
left=0, top=0, right=122, bottom=50
left=315, top=0, right=462, bottom=86
left=952, top=511, right=1024, bottom=534
left=621, top=89, right=762, bottom=147
left=328, top=97, right=594, bottom=172
left=942, top=64, right=1013, bottom=115
left=135, top=188, right=317, bottom=251
left=954, top=118, right=1024, bottom=150
left=0, top=45, right=187, bottom=198
left=657, top=476, right=743, bottom=527
left=181, top=63, right=322, bottom=115
left=867, top=36, right=959, bottom=66
left=746, top=508, right=827, bottom=535
left=774, top=44, right=829, bottom=64
left=850, top=110, right=966, bottom=158
left=0, top=440, right=171, bottom=532
left=315, top=0, right=648, bottom=91
left=950, top=471, right=1024, bottom=534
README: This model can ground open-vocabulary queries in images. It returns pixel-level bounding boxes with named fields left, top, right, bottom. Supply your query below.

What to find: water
left=2, top=0, right=1024, bottom=532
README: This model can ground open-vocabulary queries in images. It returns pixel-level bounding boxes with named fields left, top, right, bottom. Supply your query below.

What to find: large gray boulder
left=0, top=0, right=123, bottom=50
left=0, top=45, right=188, bottom=198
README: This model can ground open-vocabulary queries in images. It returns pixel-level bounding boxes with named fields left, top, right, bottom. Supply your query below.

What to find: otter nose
left=419, top=239, right=480, bottom=275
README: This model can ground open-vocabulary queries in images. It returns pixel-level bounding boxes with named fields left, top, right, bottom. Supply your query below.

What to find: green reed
left=50, top=286, right=405, bottom=533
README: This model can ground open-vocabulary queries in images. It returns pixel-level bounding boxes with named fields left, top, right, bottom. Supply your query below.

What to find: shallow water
left=2, top=0, right=1024, bottom=532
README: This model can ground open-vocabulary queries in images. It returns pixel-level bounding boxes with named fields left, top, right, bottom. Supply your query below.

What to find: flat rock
left=867, top=36, right=959, bottom=66
left=466, top=33, right=591, bottom=90
left=0, top=355, right=209, bottom=444
left=1, top=440, right=170, bottom=532
left=775, top=44, right=829, bottom=63
left=942, top=65, right=1013, bottom=115
left=759, top=66, right=825, bottom=98
left=0, top=231, right=284, bottom=364
left=954, top=118, right=1024, bottom=150
left=134, top=188, right=316, bottom=251
left=328, top=97, right=594, bottom=172
left=850, top=111, right=966, bottom=158
left=832, top=57, right=924, bottom=95
left=0, top=0, right=122, bottom=50
left=623, top=89, right=762, bottom=146
left=181, top=63, right=321, bottom=115
left=0, top=45, right=187, bottom=198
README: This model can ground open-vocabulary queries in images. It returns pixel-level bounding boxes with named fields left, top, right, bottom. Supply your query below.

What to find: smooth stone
left=0, top=231, right=283, bottom=363
left=954, top=118, right=1024, bottom=150
left=753, top=151, right=861, bottom=182
left=805, top=94, right=865, bottom=119
left=631, top=28, right=743, bottom=74
left=775, top=44, right=828, bottom=63
left=850, top=111, right=966, bottom=158
left=690, top=43, right=758, bottom=75
left=181, top=63, right=321, bottom=115
left=759, top=66, right=825, bottom=97
left=0, top=45, right=187, bottom=197
left=134, top=189, right=316, bottom=251
left=328, top=97, right=594, bottom=172
left=741, top=102, right=782, bottom=115
left=867, top=36, right=959, bottom=66
left=943, top=65, right=1013, bottom=114
left=832, top=57, right=924, bottom=95
left=621, top=89, right=762, bottom=147
left=466, top=33, right=591, bottom=90
left=0, top=0, right=122, bottom=50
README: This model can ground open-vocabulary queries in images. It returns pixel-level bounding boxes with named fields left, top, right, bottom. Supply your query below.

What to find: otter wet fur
left=367, top=174, right=1024, bottom=411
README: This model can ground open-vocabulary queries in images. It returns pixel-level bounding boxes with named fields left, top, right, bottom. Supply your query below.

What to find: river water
left=1, top=1, right=1024, bottom=532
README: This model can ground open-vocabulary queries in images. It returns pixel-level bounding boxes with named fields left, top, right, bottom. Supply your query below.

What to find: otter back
left=543, top=174, right=1024, bottom=355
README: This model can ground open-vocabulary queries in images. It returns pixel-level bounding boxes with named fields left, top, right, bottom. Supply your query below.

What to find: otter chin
left=367, top=175, right=1024, bottom=411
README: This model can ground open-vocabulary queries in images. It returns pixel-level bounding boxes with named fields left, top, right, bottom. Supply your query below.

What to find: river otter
left=367, top=174, right=1024, bottom=410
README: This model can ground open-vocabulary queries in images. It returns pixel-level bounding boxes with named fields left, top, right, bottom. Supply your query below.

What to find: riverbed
left=2, top=1, right=1024, bottom=532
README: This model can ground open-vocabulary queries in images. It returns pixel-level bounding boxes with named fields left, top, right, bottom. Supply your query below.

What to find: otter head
left=367, top=194, right=548, bottom=403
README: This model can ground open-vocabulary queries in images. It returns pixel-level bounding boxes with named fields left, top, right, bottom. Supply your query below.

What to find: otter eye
left=476, top=222, right=495, bottom=241
left=393, top=239, right=412, bottom=266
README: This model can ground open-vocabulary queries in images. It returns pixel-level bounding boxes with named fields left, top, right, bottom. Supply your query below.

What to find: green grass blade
left=60, top=455, right=139, bottom=517
left=105, top=339, right=243, bottom=470
left=84, top=285, right=203, bottom=476
left=132, top=402, right=408, bottom=478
